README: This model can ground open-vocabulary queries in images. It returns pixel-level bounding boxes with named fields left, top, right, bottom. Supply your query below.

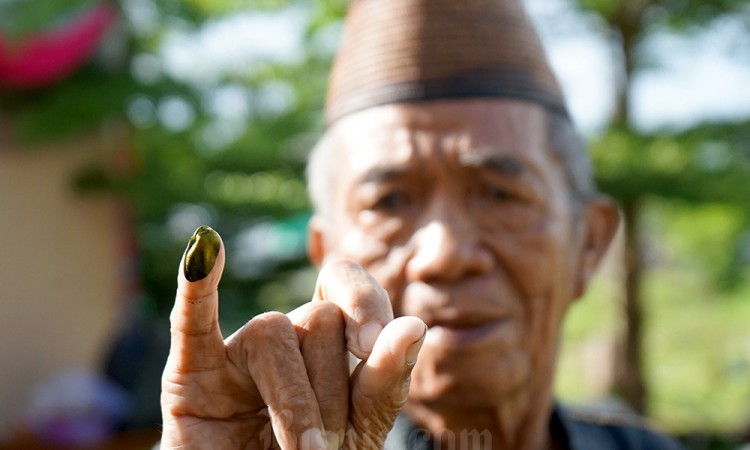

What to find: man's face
left=310, top=99, right=600, bottom=409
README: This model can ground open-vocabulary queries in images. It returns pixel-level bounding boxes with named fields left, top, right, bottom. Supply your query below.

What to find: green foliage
left=185, top=0, right=295, bottom=15
left=0, top=67, right=136, bottom=143
left=577, top=0, right=748, bottom=29
left=644, top=250, right=750, bottom=434
left=654, top=0, right=749, bottom=30
left=0, top=0, right=97, bottom=37
left=558, top=201, right=750, bottom=436
left=576, top=0, right=627, bottom=22
left=306, top=0, right=348, bottom=37
left=592, top=120, right=750, bottom=205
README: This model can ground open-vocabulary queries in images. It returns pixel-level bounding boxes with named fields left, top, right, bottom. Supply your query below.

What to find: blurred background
left=0, top=0, right=748, bottom=448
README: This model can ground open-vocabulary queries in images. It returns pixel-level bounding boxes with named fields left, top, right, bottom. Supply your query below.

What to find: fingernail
left=183, top=226, right=220, bottom=282
left=405, top=327, right=427, bottom=366
left=358, top=322, right=383, bottom=355
left=325, top=430, right=343, bottom=450
left=299, top=428, right=327, bottom=450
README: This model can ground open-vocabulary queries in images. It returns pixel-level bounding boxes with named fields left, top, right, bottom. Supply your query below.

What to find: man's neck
left=403, top=388, right=557, bottom=450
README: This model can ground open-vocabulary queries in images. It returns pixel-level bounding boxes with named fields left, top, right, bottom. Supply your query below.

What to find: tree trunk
left=614, top=199, right=647, bottom=414
left=609, top=2, right=652, bottom=414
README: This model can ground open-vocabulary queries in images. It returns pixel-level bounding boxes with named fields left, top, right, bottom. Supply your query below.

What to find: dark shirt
left=384, top=405, right=685, bottom=450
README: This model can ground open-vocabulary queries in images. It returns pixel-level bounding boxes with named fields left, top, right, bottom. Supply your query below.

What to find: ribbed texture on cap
left=325, top=0, right=567, bottom=126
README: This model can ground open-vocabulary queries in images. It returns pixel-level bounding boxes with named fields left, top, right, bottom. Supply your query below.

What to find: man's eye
left=483, top=184, right=512, bottom=202
left=372, top=191, right=408, bottom=211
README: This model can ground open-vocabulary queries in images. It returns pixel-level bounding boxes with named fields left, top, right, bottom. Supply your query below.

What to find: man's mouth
left=425, top=319, right=514, bottom=348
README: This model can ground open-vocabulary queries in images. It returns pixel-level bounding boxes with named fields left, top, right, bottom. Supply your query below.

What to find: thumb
left=347, top=316, right=426, bottom=448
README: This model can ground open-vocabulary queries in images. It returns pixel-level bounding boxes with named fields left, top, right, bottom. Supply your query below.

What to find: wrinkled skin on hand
left=160, top=230, right=426, bottom=450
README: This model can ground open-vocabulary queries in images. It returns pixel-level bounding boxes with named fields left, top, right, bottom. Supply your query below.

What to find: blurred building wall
left=0, top=123, right=124, bottom=440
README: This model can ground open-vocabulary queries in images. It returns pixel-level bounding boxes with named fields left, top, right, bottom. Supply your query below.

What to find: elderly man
left=159, top=0, right=684, bottom=448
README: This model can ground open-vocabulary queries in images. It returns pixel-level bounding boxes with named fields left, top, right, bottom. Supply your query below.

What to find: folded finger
left=233, top=311, right=327, bottom=450
left=288, top=302, right=349, bottom=447
left=349, top=316, right=426, bottom=444
left=313, top=260, right=394, bottom=359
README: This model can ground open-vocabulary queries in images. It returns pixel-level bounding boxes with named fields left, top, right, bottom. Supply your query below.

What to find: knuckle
left=305, top=302, right=345, bottom=331
left=232, top=312, right=297, bottom=359
left=348, top=285, right=379, bottom=306
left=316, top=261, right=393, bottom=326
left=349, top=287, right=390, bottom=323
left=324, top=259, right=364, bottom=277
left=277, top=383, right=317, bottom=411
left=249, top=311, right=295, bottom=340
left=316, top=390, right=349, bottom=411
left=280, top=384, right=312, bottom=403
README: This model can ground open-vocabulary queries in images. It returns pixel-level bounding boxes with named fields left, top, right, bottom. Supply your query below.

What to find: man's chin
left=409, top=347, right=531, bottom=408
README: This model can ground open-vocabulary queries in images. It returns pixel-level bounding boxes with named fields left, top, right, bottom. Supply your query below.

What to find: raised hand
left=160, top=226, right=426, bottom=449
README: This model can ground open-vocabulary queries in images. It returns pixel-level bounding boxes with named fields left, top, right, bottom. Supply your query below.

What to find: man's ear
left=573, top=196, right=620, bottom=298
left=307, top=214, right=328, bottom=267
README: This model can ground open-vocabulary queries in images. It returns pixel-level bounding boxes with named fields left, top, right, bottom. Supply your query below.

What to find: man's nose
left=405, top=206, right=493, bottom=283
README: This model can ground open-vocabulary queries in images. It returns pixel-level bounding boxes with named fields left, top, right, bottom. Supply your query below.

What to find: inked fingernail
left=183, top=226, right=220, bottom=282
left=358, top=322, right=383, bottom=355
left=405, top=327, right=427, bottom=366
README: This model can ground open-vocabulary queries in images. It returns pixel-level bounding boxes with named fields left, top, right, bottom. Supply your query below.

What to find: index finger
left=313, top=260, right=394, bottom=359
left=169, top=226, right=226, bottom=371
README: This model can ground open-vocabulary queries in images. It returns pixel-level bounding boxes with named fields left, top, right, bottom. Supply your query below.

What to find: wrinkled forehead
left=327, top=99, right=553, bottom=176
